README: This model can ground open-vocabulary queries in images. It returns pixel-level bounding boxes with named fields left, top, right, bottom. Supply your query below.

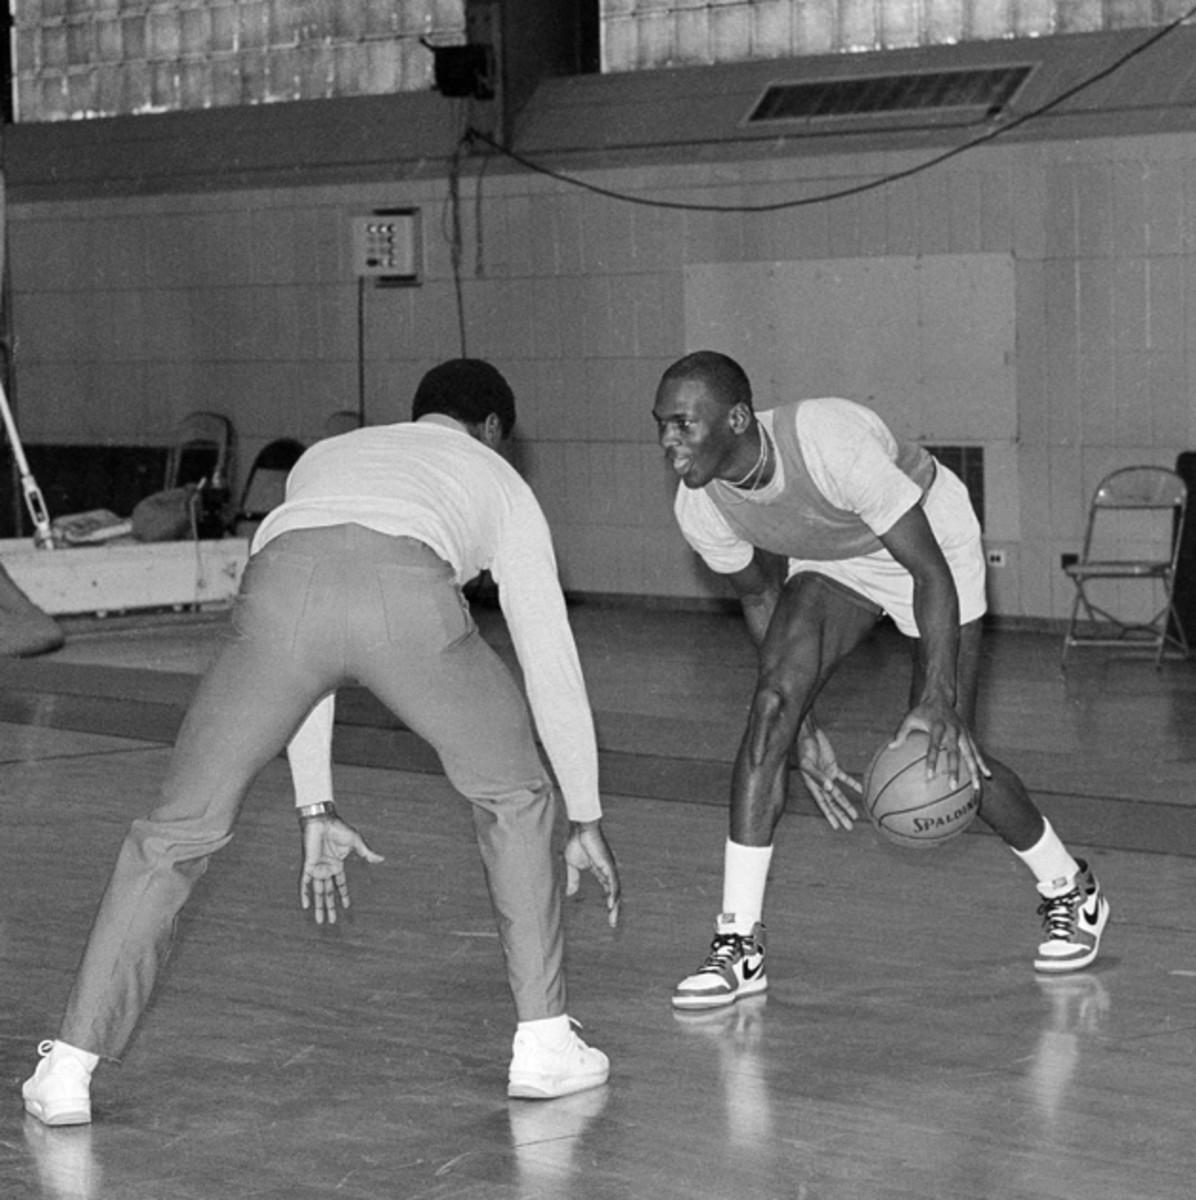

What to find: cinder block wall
left=11, top=125, right=1196, bottom=621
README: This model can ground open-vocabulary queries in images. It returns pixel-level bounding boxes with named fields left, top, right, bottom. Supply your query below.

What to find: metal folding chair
left=322, top=409, right=364, bottom=438
left=1061, top=465, right=1190, bottom=667
left=231, top=437, right=306, bottom=537
left=164, top=411, right=234, bottom=492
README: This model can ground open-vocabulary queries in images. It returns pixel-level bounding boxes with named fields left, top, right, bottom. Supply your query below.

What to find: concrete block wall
left=9, top=119, right=1196, bottom=619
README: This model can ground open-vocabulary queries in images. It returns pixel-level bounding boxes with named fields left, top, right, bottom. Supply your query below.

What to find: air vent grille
left=747, top=66, right=1033, bottom=125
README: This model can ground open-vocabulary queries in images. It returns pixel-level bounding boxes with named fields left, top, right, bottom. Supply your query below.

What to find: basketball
left=863, top=731, right=980, bottom=849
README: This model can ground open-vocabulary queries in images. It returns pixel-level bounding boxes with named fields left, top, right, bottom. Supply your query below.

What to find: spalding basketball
left=863, top=731, right=980, bottom=849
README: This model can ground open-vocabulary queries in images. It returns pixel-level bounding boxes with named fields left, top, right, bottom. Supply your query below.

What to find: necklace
left=725, top=426, right=769, bottom=490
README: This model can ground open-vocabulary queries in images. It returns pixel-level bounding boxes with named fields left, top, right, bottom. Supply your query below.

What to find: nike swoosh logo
left=742, top=957, right=764, bottom=981
left=1082, top=896, right=1103, bottom=923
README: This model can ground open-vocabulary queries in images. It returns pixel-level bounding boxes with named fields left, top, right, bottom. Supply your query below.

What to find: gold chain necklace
left=725, top=425, right=770, bottom=491
left=729, top=429, right=767, bottom=489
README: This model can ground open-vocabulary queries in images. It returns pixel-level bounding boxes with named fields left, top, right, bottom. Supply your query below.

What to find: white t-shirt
left=258, top=415, right=602, bottom=823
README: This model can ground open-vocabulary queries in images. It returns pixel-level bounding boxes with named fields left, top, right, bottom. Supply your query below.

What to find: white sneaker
left=22, top=1041, right=94, bottom=1127
left=507, top=1020, right=610, bottom=1099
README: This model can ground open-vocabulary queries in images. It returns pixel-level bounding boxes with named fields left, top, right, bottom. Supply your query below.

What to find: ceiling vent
left=746, top=64, right=1035, bottom=127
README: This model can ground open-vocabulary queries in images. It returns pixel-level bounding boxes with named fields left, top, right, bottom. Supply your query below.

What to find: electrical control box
left=350, top=210, right=422, bottom=284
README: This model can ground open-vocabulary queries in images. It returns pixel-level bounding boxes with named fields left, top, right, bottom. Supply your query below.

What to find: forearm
left=493, top=501, right=616, bottom=822
left=287, top=693, right=337, bottom=808
left=730, top=548, right=784, bottom=650
left=911, top=574, right=961, bottom=708
left=740, top=589, right=778, bottom=648
left=529, top=688, right=603, bottom=823
left=500, top=577, right=603, bottom=823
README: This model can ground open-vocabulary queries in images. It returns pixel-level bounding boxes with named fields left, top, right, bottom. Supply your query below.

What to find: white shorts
left=783, top=463, right=987, bottom=638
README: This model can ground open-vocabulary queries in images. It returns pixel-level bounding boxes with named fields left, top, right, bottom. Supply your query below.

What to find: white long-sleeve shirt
left=253, top=414, right=602, bottom=823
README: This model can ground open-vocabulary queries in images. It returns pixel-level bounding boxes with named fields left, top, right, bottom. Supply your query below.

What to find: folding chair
left=1061, top=465, right=1190, bottom=667
left=164, top=411, right=234, bottom=492
left=323, top=409, right=364, bottom=438
left=231, top=437, right=306, bottom=537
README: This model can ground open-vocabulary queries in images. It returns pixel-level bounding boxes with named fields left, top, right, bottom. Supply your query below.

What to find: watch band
left=297, top=801, right=338, bottom=822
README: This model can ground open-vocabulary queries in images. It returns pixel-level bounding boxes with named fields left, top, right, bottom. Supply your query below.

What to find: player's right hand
left=300, top=816, right=385, bottom=925
left=891, top=702, right=990, bottom=792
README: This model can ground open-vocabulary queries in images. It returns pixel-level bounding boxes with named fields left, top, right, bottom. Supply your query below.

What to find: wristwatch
left=297, top=801, right=338, bottom=823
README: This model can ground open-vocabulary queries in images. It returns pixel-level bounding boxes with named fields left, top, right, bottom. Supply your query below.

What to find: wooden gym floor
left=2, top=602, right=1196, bottom=1199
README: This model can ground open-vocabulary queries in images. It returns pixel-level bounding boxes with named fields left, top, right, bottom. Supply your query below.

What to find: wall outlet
left=985, top=548, right=1006, bottom=567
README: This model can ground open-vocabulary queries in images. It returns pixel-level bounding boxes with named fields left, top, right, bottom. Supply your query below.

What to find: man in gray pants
left=24, top=358, right=621, bottom=1125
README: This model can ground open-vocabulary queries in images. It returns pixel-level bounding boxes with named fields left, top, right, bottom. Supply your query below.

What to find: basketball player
left=23, top=359, right=621, bottom=1126
left=652, top=350, right=1108, bottom=1011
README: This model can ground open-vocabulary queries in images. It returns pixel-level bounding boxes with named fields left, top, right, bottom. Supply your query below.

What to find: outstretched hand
left=563, top=820, right=622, bottom=928
left=300, top=816, right=385, bottom=925
left=796, top=723, right=863, bottom=831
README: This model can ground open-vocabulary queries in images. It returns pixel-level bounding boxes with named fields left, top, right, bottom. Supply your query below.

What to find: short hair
left=659, top=350, right=753, bottom=410
left=411, top=358, right=517, bottom=437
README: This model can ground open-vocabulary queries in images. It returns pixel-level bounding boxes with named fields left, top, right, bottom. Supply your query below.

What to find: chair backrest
left=235, top=437, right=306, bottom=524
left=323, top=409, right=364, bottom=438
left=164, top=411, right=234, bottom=491
left=1093, top=466, right=1187, bottom=510
left=1082, top=466, right=1187, bottom=566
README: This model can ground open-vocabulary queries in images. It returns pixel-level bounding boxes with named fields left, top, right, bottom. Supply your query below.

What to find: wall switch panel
left=350, top=210, right=421, bottom=283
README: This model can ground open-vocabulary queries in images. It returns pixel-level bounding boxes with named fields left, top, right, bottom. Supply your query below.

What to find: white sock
left=720, top=839, right=774, bottom=932
left=1011, top=820, right=1081, bottom=896
left=51, top=1040, right=99, bottom=1073
left=517, top=1015, right=570, bottom=1047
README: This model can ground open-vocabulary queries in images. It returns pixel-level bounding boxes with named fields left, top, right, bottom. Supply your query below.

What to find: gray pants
left=60, top=523, right=566, bottom=1059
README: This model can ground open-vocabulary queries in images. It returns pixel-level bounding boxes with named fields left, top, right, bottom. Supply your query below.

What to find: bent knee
left=745, top=685, right=802, bottom=766
left=128, top=815, right=233, bottom=868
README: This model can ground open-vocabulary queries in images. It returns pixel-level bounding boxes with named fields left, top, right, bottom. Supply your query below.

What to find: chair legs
left=1061, top=577, right=1190, bottom=668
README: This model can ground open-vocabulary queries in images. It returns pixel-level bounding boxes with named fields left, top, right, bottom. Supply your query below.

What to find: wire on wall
left=463, top=5, right=1196, bottom=215
left=444, top=101, right=473, bottom=358
left=441, top=94, right=498, bottom=358
left=356, top=276, right=367, bottom=425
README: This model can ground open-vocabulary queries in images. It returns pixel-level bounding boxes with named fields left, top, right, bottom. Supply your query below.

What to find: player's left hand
left=892, top=703, right=990, bottom=792
left=564, top=820, right=622, bottom=928
left=300, top=816, right=385, bottom=925
left=796, top=724, right=862, bottom=831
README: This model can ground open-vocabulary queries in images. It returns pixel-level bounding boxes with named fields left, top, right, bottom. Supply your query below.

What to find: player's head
left=658, top=351, right=753, bottom=412
left=412, top=359, right=517, bottom=441
left=652, top=351, right=756, bottom=489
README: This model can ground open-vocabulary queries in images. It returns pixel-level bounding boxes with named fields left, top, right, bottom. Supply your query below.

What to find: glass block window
left=11, top=1, right=467, bottom=123
left=600, top=0, right=1187, bottom=72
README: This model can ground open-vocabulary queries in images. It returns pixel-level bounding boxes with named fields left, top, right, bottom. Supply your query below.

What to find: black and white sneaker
left=1034, top=859, right=1110, bottom=973
left=672, top=916, right=767, bottom=1010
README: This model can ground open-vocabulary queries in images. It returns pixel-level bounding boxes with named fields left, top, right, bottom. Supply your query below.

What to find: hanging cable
left=465, top=7, right=1196, bottom=214
left=473, top=141, right=492, bottom=278
left=356, top=276, right=366, bottom=425
left=443, top=102, right=471, bottom=356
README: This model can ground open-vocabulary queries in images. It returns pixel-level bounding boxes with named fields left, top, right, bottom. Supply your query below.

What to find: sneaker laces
left=1038, top=887, right=1082, bottom=940
left=696, top=932, right=747, bottom=976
